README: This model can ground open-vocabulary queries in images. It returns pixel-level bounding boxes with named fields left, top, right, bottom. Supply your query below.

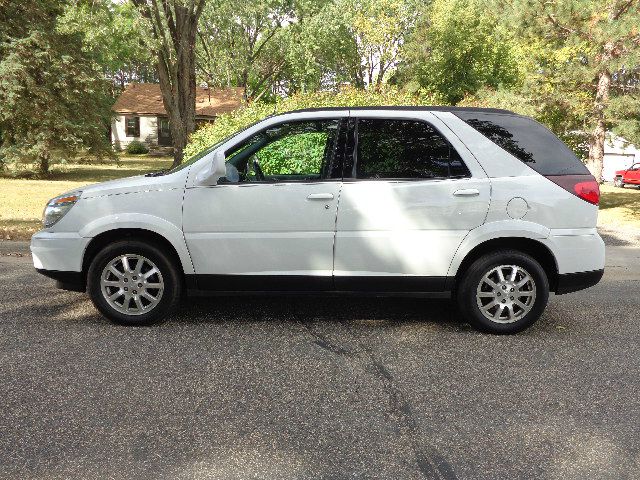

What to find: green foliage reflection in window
left=256, top=132, right=328, bottom=175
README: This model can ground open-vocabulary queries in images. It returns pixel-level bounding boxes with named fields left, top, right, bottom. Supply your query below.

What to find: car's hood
left=615, top=169, right=628, bottom=175
left=76, top=172, right=186, bottom=199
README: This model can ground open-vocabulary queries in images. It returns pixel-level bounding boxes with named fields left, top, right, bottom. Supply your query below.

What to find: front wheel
left=87, top=240, right=181, bottom=325
left=456, top=251, right=549, bottom=334
left=614, top=176, right=625, bottom=188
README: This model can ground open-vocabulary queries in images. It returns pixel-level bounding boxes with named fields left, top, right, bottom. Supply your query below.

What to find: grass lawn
left=598, top=183, right=640, bottom=229
left=0, top=156, right=172, bottom=240
left=1, top=161, right=639, bottom=241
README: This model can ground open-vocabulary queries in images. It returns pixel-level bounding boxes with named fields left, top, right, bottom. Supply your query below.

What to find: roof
left=112, top=83, right=244, bottom=117
left=283, top=106, right=516, bottom=115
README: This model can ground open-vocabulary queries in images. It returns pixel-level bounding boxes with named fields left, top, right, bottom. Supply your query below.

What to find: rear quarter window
left=455, top=112, right=590, bottom=176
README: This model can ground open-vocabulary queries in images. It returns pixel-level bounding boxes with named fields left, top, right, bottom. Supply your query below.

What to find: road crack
left=299, top=318, right=459, bottom=480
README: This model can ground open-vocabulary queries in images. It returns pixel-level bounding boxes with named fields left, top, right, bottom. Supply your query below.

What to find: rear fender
left=447, top=220, right=550, bottom=277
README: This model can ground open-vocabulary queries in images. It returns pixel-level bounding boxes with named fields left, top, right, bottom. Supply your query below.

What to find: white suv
left=31, top=107, right=605, bottom=333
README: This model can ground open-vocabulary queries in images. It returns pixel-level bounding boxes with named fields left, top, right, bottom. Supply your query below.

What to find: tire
left=456, top=250, right=549, bottom=334
left=87, top=240, right=181, bottom=325
left=614, top=176, right=625, bottom=188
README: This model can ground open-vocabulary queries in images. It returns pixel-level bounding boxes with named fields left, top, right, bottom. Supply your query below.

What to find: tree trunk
left=164, top=3, right=198, bottom=169
left=587, top=61, right=612, bottom=183
left=135, top=0, right=205, bottom=169
left=241, top=68, right=249, bottom=102
left=39, top=151, right=49, bottom=175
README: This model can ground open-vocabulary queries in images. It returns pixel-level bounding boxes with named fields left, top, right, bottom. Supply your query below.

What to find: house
left=603, top=134, right=640, bottom=181
left=111, top=83, right=244, bottom=151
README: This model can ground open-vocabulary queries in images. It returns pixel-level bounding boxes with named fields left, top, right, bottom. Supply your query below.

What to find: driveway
left=0, top=241, right=638, bottom=479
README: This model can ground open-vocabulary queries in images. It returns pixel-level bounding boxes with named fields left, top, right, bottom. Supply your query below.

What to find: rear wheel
left=456, top=251, right=549, bottom=334
left=87, top=240, right=181, bottom=325
left=614, top=176, right=625, bottom=188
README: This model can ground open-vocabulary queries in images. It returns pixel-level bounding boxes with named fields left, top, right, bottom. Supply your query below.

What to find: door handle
left=307, top=193, right=334, bottom=200
left=453, top=189, right=480, bottom=197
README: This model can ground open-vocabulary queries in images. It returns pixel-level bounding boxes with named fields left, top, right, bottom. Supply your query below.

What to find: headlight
left=42, top=192, right=82, bottom=228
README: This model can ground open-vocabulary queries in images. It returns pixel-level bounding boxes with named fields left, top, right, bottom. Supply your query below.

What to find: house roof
left=112, top=83, right=244, bottom=117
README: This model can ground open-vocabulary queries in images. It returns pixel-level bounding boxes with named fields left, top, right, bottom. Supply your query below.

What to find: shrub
left=125, top=140, right=149, bottom=155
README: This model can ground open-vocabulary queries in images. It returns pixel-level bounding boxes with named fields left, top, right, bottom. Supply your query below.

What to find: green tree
left=59, top=1, right=157, bottom=93
left=194, top=0, right=418, bottom=99
left=280, top=0, right=363, bottom=92
left=0, top=0, right=113, bottom=174
left=196, top=0, right=365, bottom=98
left=284, top=0, right=418, bottom=90
left=507, top=0, right=640, bottom=182
left=351, top=0, right=418, bottom=86
left=399, top=0, right=522, bottom=103
left=196, top=0, right=297, bottom=100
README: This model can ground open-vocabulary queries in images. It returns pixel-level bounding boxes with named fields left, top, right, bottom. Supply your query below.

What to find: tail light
left=545, top=175, right=600, bottom=205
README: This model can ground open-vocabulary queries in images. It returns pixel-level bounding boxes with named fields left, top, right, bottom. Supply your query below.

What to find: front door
left=333, top=114, right=490, bottom=291
left=157, top=117, right=172, bottom=146
left=626, top=163, right=640, bottom=184
left=182, top=117, right=346, bottom=291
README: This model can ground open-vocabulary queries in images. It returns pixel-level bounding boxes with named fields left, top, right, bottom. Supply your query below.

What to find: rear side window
left=355, top=119, right=470, bottom=179
left=455, top=112, right=589, bottom=175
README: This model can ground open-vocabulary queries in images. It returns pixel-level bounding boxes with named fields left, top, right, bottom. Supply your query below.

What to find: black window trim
left=217, top=117, right=348, bottom=185
left=347, top=116, right=472, bottom=182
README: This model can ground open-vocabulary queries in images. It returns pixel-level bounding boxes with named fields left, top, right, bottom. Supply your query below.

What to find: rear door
left=333, top=111, right=490, bottom=292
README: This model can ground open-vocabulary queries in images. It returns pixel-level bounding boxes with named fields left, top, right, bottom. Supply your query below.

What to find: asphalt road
left=1, top=241, right=639, bottom=480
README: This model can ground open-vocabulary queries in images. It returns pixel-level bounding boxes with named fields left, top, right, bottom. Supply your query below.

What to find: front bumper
left=36, top=269, right=85, bottom=292
left=31, top=231, right=90, bottom=291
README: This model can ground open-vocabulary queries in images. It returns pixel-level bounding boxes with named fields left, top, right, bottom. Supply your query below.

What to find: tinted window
left=225, top=119, right=341, bottom=182
left=456, top=112, right=589, bottom=175
left=355, top=119, right=469, bottom=179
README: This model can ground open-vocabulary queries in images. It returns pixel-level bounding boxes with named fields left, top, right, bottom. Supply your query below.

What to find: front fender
left=79, top=213, right=195, bottom=275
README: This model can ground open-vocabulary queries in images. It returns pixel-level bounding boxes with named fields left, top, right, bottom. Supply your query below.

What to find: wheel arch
left=81, top=228, right=190, bottom=286
left=450, top=237, right=559, bottom=292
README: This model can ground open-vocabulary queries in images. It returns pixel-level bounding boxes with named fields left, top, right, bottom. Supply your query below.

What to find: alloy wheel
left=475, top=264, right=537, bottom=324
left=100, top=254, right=164, bottom=315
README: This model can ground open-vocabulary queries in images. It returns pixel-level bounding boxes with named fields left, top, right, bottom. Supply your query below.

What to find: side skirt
left=185, top=274, right=452, bottom=298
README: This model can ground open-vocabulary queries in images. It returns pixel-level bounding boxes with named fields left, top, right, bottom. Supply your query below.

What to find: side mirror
left=195, top=150, right=227, bottom=185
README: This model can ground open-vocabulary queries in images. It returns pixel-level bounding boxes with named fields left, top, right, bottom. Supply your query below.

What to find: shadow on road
left=172, top=295, right=463, bottom=329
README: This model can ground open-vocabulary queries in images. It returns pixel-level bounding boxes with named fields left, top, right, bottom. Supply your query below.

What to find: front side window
left=355, top=119, right=469, bottom=179
left=125, top=116, right=140, bottom=137
left=224, top=119, right=342, bottom=183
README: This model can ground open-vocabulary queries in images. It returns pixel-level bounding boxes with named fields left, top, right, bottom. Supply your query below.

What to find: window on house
left=355, top=119, right=469, bottom=179
left=125, top=116, right=140, bottom=137
left=159, top=118, right=170, bottom=135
